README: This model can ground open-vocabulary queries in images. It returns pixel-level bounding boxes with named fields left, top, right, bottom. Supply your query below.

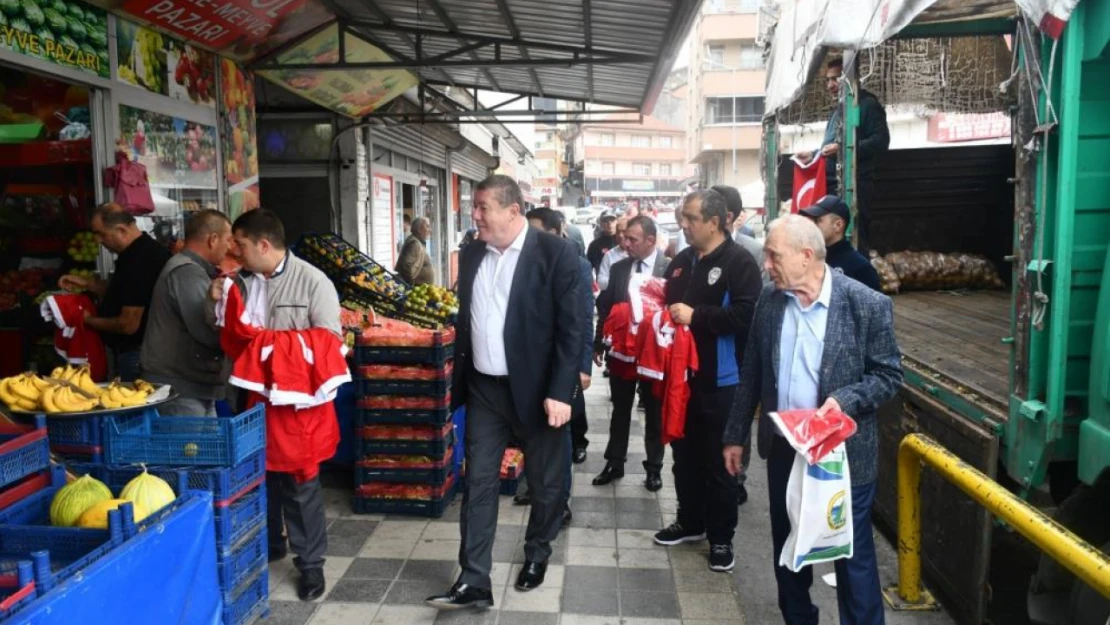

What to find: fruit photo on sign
left=169, top=42, right=216, bottom=105
left=0, top=0, right=108, bottom=77
left=115, top=20, right=166, bottom=94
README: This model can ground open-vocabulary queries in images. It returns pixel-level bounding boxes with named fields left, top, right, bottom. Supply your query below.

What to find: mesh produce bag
left=869, top=251, right=901, bottom=294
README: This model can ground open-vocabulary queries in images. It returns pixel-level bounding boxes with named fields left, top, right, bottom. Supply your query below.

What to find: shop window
left=119, top=104, right=219, bottom=250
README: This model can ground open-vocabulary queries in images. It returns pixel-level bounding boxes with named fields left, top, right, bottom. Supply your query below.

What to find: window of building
left=736, top=0, right=760, bottom=13
left=705, top=45, right=726, bottom=70
left=633, top=162, right=652, bottom=176
left=739, top=44, right=763, bottom=69
left=657, top=136, right=673, bottom=148
left=631, top=135, right=651, bottom=148
left=705, top=96, right=766, bottom=124
left=659, top=163, right=672, bottom=176
left=602, top=162, right=615, bottom=175
left=599, top=133, right=615, bottom=146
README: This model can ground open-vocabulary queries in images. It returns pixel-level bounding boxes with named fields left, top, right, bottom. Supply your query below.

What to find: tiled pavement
left=266, top=375, right=955, bottom=625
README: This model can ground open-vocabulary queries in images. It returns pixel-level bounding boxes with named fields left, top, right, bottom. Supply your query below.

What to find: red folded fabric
left=769, top=408, right=858, bottom=464
left=40, top=293, right=107, bottom=381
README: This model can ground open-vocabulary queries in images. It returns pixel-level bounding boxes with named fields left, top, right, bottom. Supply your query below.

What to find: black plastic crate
left=357, top=378, right=450, bottom=397
left=351, top=475, right=458, bottom=518
left=355, top=448, right=454, bottom=485
left=355, top=406, right=453, bottom=427
left=353, top=343, right=454, bottom=366
left=356, top=423, right=455, bottom=457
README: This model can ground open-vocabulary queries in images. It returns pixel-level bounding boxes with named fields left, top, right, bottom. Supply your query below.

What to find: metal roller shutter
left=371, top=124, right=447, bottom=165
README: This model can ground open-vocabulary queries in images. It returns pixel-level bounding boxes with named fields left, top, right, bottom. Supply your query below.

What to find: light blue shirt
left=776, top=265, right=833, bottom=423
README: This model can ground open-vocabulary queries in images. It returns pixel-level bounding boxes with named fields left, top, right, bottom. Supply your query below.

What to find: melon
left=119, top=470, right=176, bottom=517
left=75, top=498, right=149, bottom=529
left=50, top=474, right=112, bottom=527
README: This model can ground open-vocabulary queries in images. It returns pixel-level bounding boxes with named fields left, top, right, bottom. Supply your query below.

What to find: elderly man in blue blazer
left=724, top=214, right=902, bottom=625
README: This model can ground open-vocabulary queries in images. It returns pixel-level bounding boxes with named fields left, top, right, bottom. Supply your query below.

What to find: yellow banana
left=27, top=374, right=50, bottom=392
left=133, top=379, right=155, bottom=394
left=50, top=366, right=65, bottom=379
left=10, top=378, right=41, bottom=403
left=115, top=383, right=139, bottom=398
left=74, top=367, right=101, bottom=396
left=119, top=391, right=148, bottom=407
left=56, top=386, right=98, bottom=413
left=0, top=378, right=20, bottom=406
left=41, top=386, right=62, bottom=414
left=14, top=398, right=38, bottom=412
left=100, top=393, right=123, bottom=409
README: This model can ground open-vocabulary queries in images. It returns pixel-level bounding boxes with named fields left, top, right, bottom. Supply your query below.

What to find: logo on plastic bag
left=827, top=491, right=847, bottom=530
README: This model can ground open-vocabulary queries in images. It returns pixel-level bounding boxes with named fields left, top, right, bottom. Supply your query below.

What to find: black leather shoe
left=268, top=544, right=288, bottom=562
left=512, top=493, right=531, bottom=506
left=426, top=582, right=494, bottom=610
left=297, top=568, right=326, bottom=602
left=592, top=463, right=624, bottom=486
left=514, top=560, right=548, bottom=591
left=644, top=471, right=663, bottom=492
left=563, top=503, right=573, bottom=525
left=572, top=447, right=588, bottom=464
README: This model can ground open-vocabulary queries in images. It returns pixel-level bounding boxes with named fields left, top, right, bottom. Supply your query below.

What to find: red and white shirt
left=634, top=309, right=698, bottom=444
left=40, top=293, right=107, bottom=381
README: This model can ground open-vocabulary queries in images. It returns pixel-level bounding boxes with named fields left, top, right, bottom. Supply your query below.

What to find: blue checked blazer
left=724, top=270, right=903, bottom=485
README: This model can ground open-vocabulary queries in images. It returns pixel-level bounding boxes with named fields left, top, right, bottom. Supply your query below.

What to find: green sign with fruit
left=0, top=0, right=109, bottom=78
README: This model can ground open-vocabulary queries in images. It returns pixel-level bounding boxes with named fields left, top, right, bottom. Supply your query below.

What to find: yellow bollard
left=885, top=433, right=1110, bottom=610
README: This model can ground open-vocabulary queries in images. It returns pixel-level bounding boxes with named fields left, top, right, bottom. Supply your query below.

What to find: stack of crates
left=69, top=405, right=269, bottom=625
left=352, top=332, right=459, bottom=517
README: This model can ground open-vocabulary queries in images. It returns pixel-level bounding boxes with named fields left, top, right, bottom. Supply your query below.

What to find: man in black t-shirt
left=586, top=211, right=618, bottom=275
left=59, top=204, right=172, bottom=381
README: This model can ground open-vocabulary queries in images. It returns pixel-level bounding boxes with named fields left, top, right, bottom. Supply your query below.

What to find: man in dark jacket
left=653, top=190, right=762, bottom=573
left=587, top=211, right=618, bottom=275
left=801, top=195, right=881, bottom=291
left=795, top=57, right=889, bottom=253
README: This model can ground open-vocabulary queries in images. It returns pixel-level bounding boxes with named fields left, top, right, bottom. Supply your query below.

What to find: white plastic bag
left=778, top=442, right=854, bottom=572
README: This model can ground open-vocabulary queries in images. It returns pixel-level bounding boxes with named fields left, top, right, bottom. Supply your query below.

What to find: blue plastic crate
left=356, top=406, right=453, bottom=427
left=214, top=482, right=266, bottom=550
left=0, top=465, right=66, bottom=526
left=105, top=405, right=265, bottom=466
left=69, top=450, right=266, bottom=504
left=223, top=567, right=269, bottom=625
left=0, top=417, right=49, bottom=491
left=46, top=414, right=108, bottom=448
left=357, top=378, right=451, bottom=397
left=48, top=444, right=103, bottom=463
left=217, top=524, right=266, bottom=592
left=355, top=449, right=454, bottom=485
left=353, top=342, right=455, bottom=366
left=351, top=475, right=458, bottom=518
left=356, top=424, right=455, bottom=457
left=0, top=559, right=38, bottom=616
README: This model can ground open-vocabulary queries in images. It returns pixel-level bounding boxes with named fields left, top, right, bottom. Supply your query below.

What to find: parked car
left=574, top=207, right=596, bottom=225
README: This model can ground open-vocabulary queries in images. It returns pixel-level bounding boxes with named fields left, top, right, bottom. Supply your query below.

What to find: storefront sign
left=622, top=179, right=655, bottom=191
left=928, top=112, right=1011, bottom=143
left=116, top=19, right=217, bottom=107
left=221, top=58, right=259, bottom=219
left=0, top=0, right=109, bottom=77
left=83, top=0, right=331, bottom=60
left=257, top=25, right=417, bottom=118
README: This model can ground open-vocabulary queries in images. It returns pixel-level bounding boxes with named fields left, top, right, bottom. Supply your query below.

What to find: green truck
left=760, top=3, right=1109, bottom=624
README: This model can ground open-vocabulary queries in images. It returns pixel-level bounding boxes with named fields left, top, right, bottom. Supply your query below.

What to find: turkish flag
left=791, top=155, right=828, bottom=213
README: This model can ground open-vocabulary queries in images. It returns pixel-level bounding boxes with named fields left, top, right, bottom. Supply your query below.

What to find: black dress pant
left=570, top=390, right=588, bottom=450
left=458, top=373, right=567, bottom=590
left=267, top=471, right=327, bottom=573
left=671, top=384, right=738, bottom=544
left=604, top=376, right=664, bottom=471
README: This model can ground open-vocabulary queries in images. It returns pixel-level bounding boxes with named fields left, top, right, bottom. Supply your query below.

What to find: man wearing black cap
left=800, top=195, right=881, bottom=292
left=587, top=211, right=618, bottom=275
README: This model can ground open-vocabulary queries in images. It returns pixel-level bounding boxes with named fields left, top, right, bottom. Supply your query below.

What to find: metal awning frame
left=250, top=19, right=658, bottom=72
left=373, top=84, right=646, bottom=125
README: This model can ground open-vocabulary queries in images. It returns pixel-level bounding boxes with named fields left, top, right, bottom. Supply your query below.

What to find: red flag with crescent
left=791, top=155, right=827, bottom=213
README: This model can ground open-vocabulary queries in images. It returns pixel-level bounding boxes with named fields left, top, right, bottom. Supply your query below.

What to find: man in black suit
left=592, top=215, right=669, bottom=491
left=426, top=175, right=583, bottom=610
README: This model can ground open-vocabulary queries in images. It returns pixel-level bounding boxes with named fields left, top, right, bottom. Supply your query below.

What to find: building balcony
left=701, top=12, right=758, bottom=41
left=690, top=124, right=764, bottom=163
left=700, top=69, right=765, bottom=96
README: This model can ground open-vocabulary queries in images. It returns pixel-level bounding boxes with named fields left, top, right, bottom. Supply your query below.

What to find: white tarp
left=764, top=0, right=1080, bottom=114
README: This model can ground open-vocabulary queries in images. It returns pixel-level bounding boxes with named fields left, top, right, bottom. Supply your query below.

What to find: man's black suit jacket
left=451, top=226, right=583, bottom=434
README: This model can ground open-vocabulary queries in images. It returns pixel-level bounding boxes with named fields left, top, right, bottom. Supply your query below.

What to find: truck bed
left=893, top=290, right=1011, bottom=408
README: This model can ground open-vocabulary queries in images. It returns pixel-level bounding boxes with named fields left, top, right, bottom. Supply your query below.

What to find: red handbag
left=104, top=152, right=155, bottom=215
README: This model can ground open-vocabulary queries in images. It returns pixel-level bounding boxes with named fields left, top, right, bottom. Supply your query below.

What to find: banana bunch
left=42, top=384, right=100, bottom=414
left=0, top=373, right=51, bottom=412
left=51, top=365, right=101, bottom=397
left=99, top=379, right=150, bottom=410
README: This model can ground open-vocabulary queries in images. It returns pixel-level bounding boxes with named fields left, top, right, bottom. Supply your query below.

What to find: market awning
left=87, top=0, right=701, bottom=118
left=764, top=0, right=1076, bottom=116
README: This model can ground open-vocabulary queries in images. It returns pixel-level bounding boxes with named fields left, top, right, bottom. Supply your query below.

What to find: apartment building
left=534, top=123, right=565, bottom=205
left=572, top=112, right=695, bottom=206
left=686, top=0, right=766, bottom=205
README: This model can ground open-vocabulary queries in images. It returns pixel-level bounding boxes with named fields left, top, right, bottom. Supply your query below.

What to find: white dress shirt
left=632, top=250, right=658, bottom=276
left=244, top=253, right=288, bottom=328
left=597, top=247, right=629, bottom=291
left=471, top=223, right=529, bottom=376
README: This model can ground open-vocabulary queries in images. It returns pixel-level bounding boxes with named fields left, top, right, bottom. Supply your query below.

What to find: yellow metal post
left=886, top=433, right=1110, bottom=611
